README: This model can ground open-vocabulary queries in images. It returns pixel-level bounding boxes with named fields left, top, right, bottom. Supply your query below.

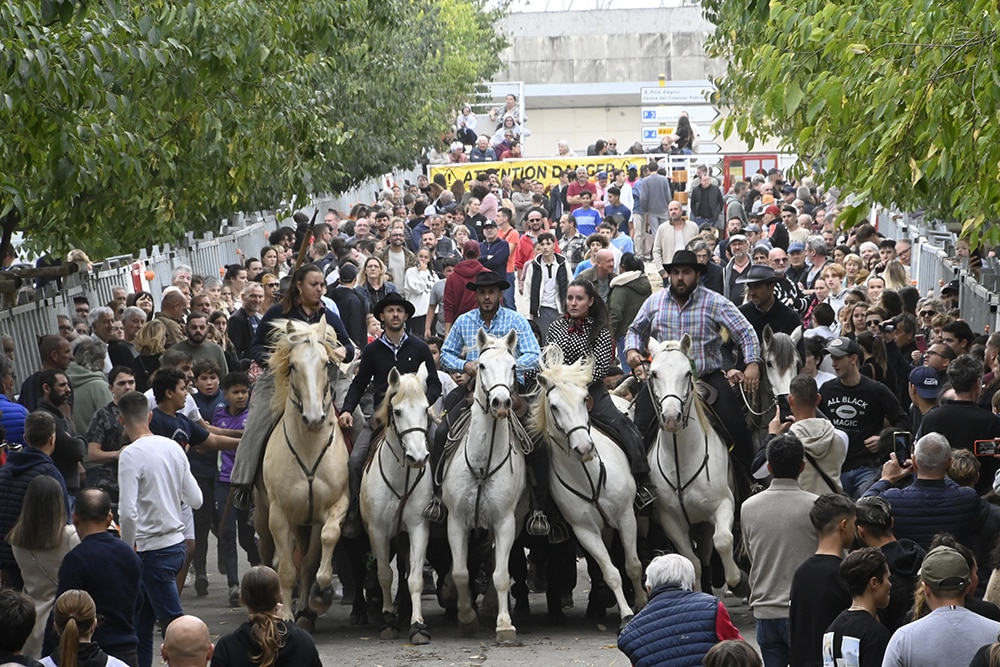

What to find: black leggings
left=587, top=383, right=650, bottom=477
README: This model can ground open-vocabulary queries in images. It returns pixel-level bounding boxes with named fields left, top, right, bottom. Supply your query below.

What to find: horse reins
left=466, top=379, right=516, bottom=528
left=646, top=375, right=710, bottom=530
left=376, top=404, right=429, bottom=536
left=281, top=370, right=337, bottom=527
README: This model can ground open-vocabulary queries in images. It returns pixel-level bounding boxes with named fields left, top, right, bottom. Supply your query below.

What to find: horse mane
left=373, top=371, right=427, bottom=426
left=268, top=319, right=340, bottom=412
left=765, top=331, right=800, bottom=371
left=529, top=345, right=594, bottom=439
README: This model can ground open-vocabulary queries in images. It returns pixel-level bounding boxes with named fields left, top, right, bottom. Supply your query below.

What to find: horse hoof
left=496, top=628, right=518, bottom=644
left=619, top=614, right=634, bottom=632
left=295, top=610, right=316, bottom=633
left=730, top=571, right=752, bottom=599
left=308, top=584, right=335, bottom=614
left=379, top=626, right=399, bottom=640
left=409, top=622, right=431, bottom=645
left=585, top=601, right=607, bottom=621
left=459, top=617, right=479, bottom=637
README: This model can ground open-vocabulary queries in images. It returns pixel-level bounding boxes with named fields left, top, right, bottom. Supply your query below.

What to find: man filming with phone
left=863, top=432, right=989, bottom=551
left=917, top=354, right=1000, bottom=495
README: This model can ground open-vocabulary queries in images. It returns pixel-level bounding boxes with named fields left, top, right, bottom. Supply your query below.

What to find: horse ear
left=388, top=366, right=401, bottom=389
left=790, top=325, right=803, bottom=344
left=537, top=374, right=553, bottom=391
left=680, top=334, right=692, bottom=356
left=477, top=327, right=489, bottom=350
left=503, top=329, right=518, bottom=353
left=647, top=338, right=662, bottom=357
left=285, top=320, right=296, bottom=335
left=763, top=325, right=774, bottom=347
left=416, top=362, right=429, bottom=386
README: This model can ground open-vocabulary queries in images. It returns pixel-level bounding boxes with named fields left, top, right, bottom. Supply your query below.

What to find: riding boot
left=423, top=384, right=470, bottom=523
left=344, top=418, right=374, bottom=538
left=589, top=385, right=657, bottom=510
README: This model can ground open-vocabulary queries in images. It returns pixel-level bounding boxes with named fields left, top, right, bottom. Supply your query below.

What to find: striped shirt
left=625, top=285, right=761, bottom=376
left=441, top=306, right=541, bottom=383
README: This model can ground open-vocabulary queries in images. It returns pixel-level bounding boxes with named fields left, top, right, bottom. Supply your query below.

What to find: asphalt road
left=179, top=549, right=758, bottom=666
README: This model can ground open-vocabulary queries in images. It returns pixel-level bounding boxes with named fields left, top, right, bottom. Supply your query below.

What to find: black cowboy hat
left=466, top=270, right=511, bottom=291
left=372, top=292, right=415, bottom=319
left=735, top=264, right=780, bottom=284
left=662, top=249, right=707, bottom=275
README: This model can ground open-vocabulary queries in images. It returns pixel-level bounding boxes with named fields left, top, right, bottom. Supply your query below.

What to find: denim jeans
left=504, top=272, right=517, bottom=311
left=755, top=617, right=790, bottom=667
left=136, top=542, right=186, bottom=667
left=840, top=465, right=880, bottom=499
left=214, top=482, right=260, bottom=587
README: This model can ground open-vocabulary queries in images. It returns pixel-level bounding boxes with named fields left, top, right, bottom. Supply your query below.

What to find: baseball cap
left=743, top=224, right=762, bottom=234
left=942, top=278, right=960, bottom=295
left=728, top=234, right=747, bottom=244
left=919, top=546, right=970, bottom=592
left=909, top=366, right=941, bottom=400
left=825, top=336, right=861, bottom=358
left=781, top=185, right=796, bottom=194
left=596, top=171, right=608, bottom=180
left=338, top=263, right=358, bottom=284
left=788, top=242, right=805, bottom=253
left=482, top=219, right=497, bottom=228
left=462, top=240, right=481, bottom=256
left=763, top=205, right=781, bottom=217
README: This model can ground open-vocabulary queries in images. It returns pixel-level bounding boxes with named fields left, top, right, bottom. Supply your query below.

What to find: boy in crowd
left=212, top=372, right=258, bottom=607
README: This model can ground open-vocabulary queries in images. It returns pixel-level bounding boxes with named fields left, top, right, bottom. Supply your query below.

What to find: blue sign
left=642, top=110, right=655, bottom=120
left=642, top=129, right=657, bottom=140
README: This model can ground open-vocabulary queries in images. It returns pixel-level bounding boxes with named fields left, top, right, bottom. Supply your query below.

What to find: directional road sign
left=640, top=105, right=720, bottom=124
left=640, top=85, right=717, bottom=105
left=697, top=142, right=722, bottom=153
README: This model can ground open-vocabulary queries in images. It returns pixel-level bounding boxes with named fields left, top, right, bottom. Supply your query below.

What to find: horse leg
left=446, top=518, right=477, bottom=635
left=407, top=522, right=432, bottom=645
left=313, top=494, right=349, bottom=614
left=617, top=512, right=647, bottom=612
left=369, top=525, right=398, bottom=640
left=712, top=498, right=748, bottom=596
left=655, top=508, right=704, bottom=588
left=509, top=534, right=530, bottom=620
left=573, top=525, right=633, bottom=630
left=267, top=506, right=298, bottom=621
left=492, top=514, right=518, bottom=644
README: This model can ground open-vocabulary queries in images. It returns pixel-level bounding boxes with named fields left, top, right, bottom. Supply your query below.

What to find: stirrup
left=232, top=486, right=254, bottom=511
left=423, top=497, right=447, bottom=523
left=634, top=483, right=657, bottom=510
left=548, top=517, right=571, bottom=544
left=527, top=510, right=551, bottom=536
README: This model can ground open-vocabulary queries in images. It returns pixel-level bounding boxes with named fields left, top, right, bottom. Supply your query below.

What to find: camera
left=880, top=322, right=896, bottom=333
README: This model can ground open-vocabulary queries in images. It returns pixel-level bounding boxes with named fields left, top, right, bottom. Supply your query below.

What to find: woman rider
left=231, top=264, right=355, bottom=510
left=545, top=278, right=656, bottom=508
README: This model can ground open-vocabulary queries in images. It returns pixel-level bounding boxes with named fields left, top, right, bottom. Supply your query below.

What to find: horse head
left=382, top=366, right=431, bottom=468
left=270, top=319, right=339, bottom=431
left=762, top=325, right=802, bottom=400
left=647, top=334, right=695, bottom=433
left=475, top=328, right=518, bottom=420
left=534, top=345, right=595, bottom=461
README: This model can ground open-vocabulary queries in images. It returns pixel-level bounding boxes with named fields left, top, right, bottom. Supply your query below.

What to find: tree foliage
left=0, top=0, right=505, bottom=258
left=702, top=0, right=1000, bottom=243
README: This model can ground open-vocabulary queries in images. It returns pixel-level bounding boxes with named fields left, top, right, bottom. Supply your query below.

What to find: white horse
left=441, top=329, right=528, bottom=643
left=360, top=367, right=433, bottom=645
left=645, top=335, right=743, bottom=592
left=530, top=347, right=647, bottom=628
left=255, top=319, right=349, bottom=627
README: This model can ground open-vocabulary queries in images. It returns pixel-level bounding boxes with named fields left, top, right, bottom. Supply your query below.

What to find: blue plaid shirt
left=441, top=306, right=541, bottom=382
left=625, top=285, right=761, bottom=376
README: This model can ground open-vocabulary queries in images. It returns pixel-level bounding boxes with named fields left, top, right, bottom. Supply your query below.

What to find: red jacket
left=443, top=259, right=488, bottom=324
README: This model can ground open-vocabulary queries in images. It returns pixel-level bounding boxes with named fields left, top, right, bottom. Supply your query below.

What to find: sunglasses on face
left=866, top=320, right=882, bottom=327
left=920, top=311, right=935, bottom=317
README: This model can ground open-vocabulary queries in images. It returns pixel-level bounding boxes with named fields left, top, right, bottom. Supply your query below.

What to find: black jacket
left=327, top=284, right=368, bottom=350
left=528, top=254, right=569, bottom=317
left=36, top=399, right=87, bottom=492
left=227, top=307, right=261, bottom=361
left=0, top=447, right=70, bottom=575
left=340, top=335, right=442, bottom=415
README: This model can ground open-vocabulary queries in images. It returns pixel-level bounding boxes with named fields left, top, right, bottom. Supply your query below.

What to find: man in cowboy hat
left=339, top=292, right=442, bottom=528
left=736, top=264, right=802, bottom=339
left=626, top=250, right=762, bottom=470
left=429, top=271, right=545, bottom=528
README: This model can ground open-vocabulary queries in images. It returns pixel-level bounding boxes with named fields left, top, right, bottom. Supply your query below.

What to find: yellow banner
left=429, top=156, right=655, bottom=189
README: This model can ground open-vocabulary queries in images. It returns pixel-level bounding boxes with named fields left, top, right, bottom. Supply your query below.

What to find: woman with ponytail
left=211, top=566, right=320, bottom=667
left=41, top=589, right=128, bottom=667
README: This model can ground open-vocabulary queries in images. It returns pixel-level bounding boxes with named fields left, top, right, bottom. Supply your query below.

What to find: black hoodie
left=880, top=538, right=925, bottom=632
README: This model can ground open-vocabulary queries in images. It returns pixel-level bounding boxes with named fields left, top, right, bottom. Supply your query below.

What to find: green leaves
left=1, top=0, right=504, bottom=258
left=702, top=0, right=1000, bottom=246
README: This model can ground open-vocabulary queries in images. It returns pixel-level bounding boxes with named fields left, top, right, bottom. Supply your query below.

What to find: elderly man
left=736, top=265, right=802, bottom=339
left=155, top=287, right=188, bottom=347
left=652, top=201, right=699, bottom=275
left=577, top=248, right=616, bottom=301
left=618, top=554, right=741, bottom=667
left=109, top=306, right=147, bottom=368
left=88, top=306, right=116, bottom=373
left=768, top=247, right=810, bottom=314
left=566, top=166, right=597, bottom=212
left=863, top=432, right=988, bottom=550
left=227, top=282, right=265, bottom=362
left=161, top=616, right=214, bottom=667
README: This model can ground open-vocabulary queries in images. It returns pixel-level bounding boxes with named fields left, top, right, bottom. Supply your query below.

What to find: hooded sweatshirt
left=880, top=538, right=925, bottom=632
left=442, top=258, right=488, bottom=324
left=608, top=270, right=652, bottom=339
left=790, top=417, right=847, bottom=496
left=64, top=362, right=113, bottom=436
left=0, top=447, right=70, bottom=573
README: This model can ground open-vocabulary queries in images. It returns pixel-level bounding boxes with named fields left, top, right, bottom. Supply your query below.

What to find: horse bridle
left=376, top=394, right=430, bottom=535
left=287, top=360, right=336, bottom=417
left=646, top=367, right=696, bottom=431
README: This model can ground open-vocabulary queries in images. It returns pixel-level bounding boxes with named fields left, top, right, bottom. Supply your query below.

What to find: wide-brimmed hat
left=466, top=270, right=511, bottom=291
left=372, top=292, right=415, bottom=319
left=736, top=264, right=780, bottom=284
left=662, top=250, right=707, bottom=275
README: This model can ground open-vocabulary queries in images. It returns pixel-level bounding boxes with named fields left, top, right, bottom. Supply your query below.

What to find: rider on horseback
left=626, top=250, right=762, bottom=471
left=538, top=278, right=657, bottom=509
left=337, top=293, right=441, bottom=528
left=231, top=264, right=355, bottom=511
left=428, top=271, right=544, bottom=530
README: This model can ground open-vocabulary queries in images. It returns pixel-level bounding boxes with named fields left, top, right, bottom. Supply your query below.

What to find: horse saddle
left=693, top=380, right=735, bottom=452
left=695, top=380, right=717, bottom=405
